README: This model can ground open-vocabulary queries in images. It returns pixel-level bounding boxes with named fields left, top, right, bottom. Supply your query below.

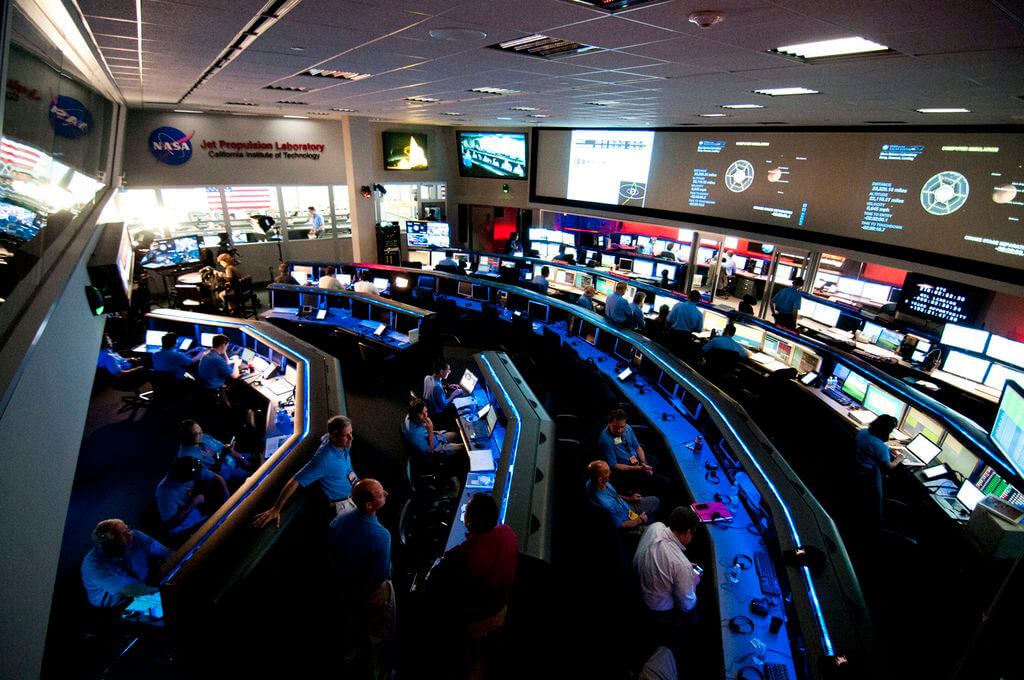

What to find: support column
left=342, top=116, right=378, bottom=263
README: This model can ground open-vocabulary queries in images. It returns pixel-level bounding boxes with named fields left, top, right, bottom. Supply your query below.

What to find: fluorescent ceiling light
left=283, top=115, right=308, bottom=119
left=530, top=114, right=549, bottom=118
left=916, top=107, right=970, bottom=113
left=496, top=116, right=513, bottom=120
left=442, top=112, right=463, bottom=116
left=511, top=106, right=539, bottom=111
left=173, top=109, right=202, bottom=114
left=331, top=108, right=356, bottom=112
left=755, top=87, right=819, bottom=96
left=721, top=104, right=763, bottom=109
left=587, top=101, right=619, bottom=106
left=405, top=96, right=439, bottom=103
left=776, top=36, right=888, bottom=59
left=699, top=113, right=727, bottom=117
left=470, top=87, right=521, bottom=95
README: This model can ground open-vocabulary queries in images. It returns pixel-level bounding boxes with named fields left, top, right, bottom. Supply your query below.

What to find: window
left=281, top=186, right=331, bottom=239
left=224, top=186, right=280, bottom=245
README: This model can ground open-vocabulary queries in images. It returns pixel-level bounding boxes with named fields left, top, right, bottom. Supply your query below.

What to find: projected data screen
left=897, top=272, right=985, bottom=324
left=537, top=129, right=1024, bottom=270
left=457, top=132, right=526, bottom=180
left=567, top=130, right=655, bottom=208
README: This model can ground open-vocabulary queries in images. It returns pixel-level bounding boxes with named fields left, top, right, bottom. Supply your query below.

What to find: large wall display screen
left=534, top=129, right=1024, bottom=276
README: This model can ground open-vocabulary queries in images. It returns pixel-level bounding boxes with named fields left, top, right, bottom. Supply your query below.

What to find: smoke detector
left=689, top=10, right=724, bottom=29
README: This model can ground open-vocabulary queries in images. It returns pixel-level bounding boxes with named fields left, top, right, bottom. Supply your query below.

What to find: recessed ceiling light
left=916, top=107, right=970, bottom=114
left=775, top=36, right=888, bottom=59
left=331, top=108, right=356, bottom=112
left=511, top=106, right=539, bottom=111
left=290, top=46, right=305, bottom=52
left=430, top=28, right=487, bottom=41
left=470, top=87, right=521, bottom=95
left=530, top=114, right=549, bottom=118
left=619, top=116, right=638, bottom=120
left=303, top=69, right=370, bottom=80
left=442, top=112, right=463, bottom=116
left=496, top=116, right=513, bottom=120
left=721, top=104, right=763, bottom=109
left=174, top=109, right=202, bottom=114
left=699, top=113, right=727, bottom=117
left=283, top=115, right=308, bottom=119
left=754, top=87, right=819, bottom=96
left=405, top=96, right=440, bottom=103
left=587, top=101, right=619, bottom=106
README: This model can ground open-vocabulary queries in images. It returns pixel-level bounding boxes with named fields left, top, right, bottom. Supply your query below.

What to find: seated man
left=575, top=284, right=596, bottom=312
left=701, top=323, right=751, bottom=358
left=633, top=506, right=701, bottom=620
left=597, top=408, right=658, bottom=493
left=423, top=358, right=463, bottom=426
left=81, top=519, right=172, bottom=608
left=151, top=332, right=192, bottom=381
left=604, top=281, right=631, bottom=326
left=629, top=292, right=647, bottom=331
left=254, top=415, right=359, bottom=526
left=196, top=334, right=240, bottom=413
left=666, top=290, right=703, bottom=334
left=318, top=266, right=345, bottom=291
left=155, top=457, right=208, bottom=539
left=402, top=399, right=465, bottom=464
left=97, top=334, right=144, bottom=380
left=274, top=262, right=299, bottom=285
left=177, top=419, right=249, bottom=493
left=552, top=244, right=573, bottom=264
left=531, top=266, right=550, bottom=295
left=436, top=250, right=461, bottom=270
left=737, top=294, right=757, bottom=315
left=352, top=269, right=380, bottom=296
left=586, top=460, right=658, bottom=533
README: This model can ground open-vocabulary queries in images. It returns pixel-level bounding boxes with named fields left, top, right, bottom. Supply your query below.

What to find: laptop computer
left=932, top=481, right=986, bottom=520
left=897, top=433, right=942, bottom=467
left=459, top=369, right=479, bottom=395
left=466, top=403, right=498, bottom=441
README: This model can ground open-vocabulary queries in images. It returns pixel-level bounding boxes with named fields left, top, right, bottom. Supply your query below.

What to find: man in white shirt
left=318, top=266, right=344, bottom=291
left=634, top=506, right=701, bottom=620
left=352, top=270, right=380, bottom=296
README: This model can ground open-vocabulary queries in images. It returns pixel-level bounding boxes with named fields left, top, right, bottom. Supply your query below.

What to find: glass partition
left=225, top=186, right=280, bottom=245
left=281, top=186, right=330, bottom=240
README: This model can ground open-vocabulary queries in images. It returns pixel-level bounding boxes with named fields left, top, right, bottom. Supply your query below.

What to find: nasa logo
left=149, top=126, right=195, bottom=165
left=49, top=95, right=92, bottom=139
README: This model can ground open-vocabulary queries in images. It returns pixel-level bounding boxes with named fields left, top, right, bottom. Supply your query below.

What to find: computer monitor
left=528, top=227, right=544, bottom=241
left=841, top=371, right=869, bottom=402
left=406, top=250, right=430, bottom=266
left=200, top=332, right=218, bottom=347
left=291, top=271, right=309, bottom=286
left=578, top=321, right=598, bottom=345
left=654, top=239, right=671, bottom=254
left=863, top=384, right=907, bottom=420
left=527, top=301, right=549, bottom=322
left=860, top=321, right=884, bottom=344
left=832, top=362, right=851, bottom=383
left=732, top=255, right=747, bottom=270
left=457, top=281, right=473, bottom=297
left=145, top=330, right=165, bottom=347
left=631, top=260, right=654, bottom=277
left=986, top=335, right=1024, bottom=369
left=459, top=369, right=479, bottom=394
left=618, top=258, right=633, bottom=273
left=417, top=275, right=435, bottom=290
left=430, top=251, right=447, bottom=267
left=775, top=264, right=793, bottom=282
left=601, top=254, right=615, bottom=267
left=339, top=274, right=352, bottom=286
left=861, top=282, right=891, bottom=303
left=595, top=278, right=615, bottom=297
left=732, top=324, right=765, bottom=350
left=703, top=311, right=729, bottom=334
left=943, top=350, right=990, bottom=383
left=561, top=232, right=575, bottom=246
left=653, top=294, right=675, bottom=312
left=618, top=234, right=632, bottom=246
left=177, top=338, right=193, bottom=351
left=991, top=380, right=1024, bottom=477
left=372, top=277, right=389, bottom=292
left=836, top=277, right=864, bottom=296
left=636, top=235, right=652, bottom=250
left=561, top=271, right=576, bottom=286
left=614, top=339, right=635, bottom=362
left=906, top=433, right=942, bottom=465
left=655, top=262, right=677, bottom=280
left=697, top=247, right=715, bottom=262
left=940, top=323, right=989, bottom=353
left=811, top=303, right=841, bottom=327
left=579, top=274, right=594, bottom=289
left=394, top=276, right=410, bottom=288
left=472, top=285, right=490, bottom=302
left=956, top=480, right=987, bottom=512
left=241, top=348, right=256, bottom=363
left=876, top=328, right=902, bottom=352
left=984, top=364, right=1024, bottom=393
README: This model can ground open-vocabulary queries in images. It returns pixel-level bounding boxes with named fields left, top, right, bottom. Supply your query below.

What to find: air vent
left=225, top=101, right=256, bottom=106
left=405, top=96, right=440, bottom=103
left=490, top=34, right=598, bottom=59
left=264, top=84, right=307, bottom=92
left=469, top=87, right=521, bottom=95
left=277, top=100, right=306, bottom=105
left=306, top=111, right=330, bottom=116
left=331, top=108, right=356, bottom=112
left=565, top=0, right=664, bottom=12
left=301, top=69, right=370, bottom=80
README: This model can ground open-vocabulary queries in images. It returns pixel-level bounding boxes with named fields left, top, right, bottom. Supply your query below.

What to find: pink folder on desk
left=692, top=501, right=733, bottom=523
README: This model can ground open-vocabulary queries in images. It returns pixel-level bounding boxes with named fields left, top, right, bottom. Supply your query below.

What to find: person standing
left=329, top=479, right=394, bottom=679
left=308, top=206, right=325, bottom=238
left=771, top=276, right=804, bottom=330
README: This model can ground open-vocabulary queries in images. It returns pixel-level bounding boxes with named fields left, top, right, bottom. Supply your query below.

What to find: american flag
left=0, top=137, right=48, bottom=176
left=210, top=186, right=274, bottom=215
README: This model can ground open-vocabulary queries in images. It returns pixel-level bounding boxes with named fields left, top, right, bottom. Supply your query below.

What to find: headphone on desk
left=729, top=615, right=755, bottom=634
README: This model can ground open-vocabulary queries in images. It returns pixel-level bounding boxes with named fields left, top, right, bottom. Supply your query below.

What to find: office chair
left=97, top=367, right=152, bottom=415
left=228, top=276, right=259, bottom=317
left=701, top=348, right=741, bottom=393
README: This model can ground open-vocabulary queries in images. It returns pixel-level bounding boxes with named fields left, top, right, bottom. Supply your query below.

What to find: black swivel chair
left=701, top=348, right=742, bottom=393
left=228, top=276, right=259, bottom=318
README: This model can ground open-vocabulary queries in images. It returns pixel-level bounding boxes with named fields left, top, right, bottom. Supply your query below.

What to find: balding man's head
left=351, top=479, right=387, bottom=515
left=586, top=460, right=610, bottom=486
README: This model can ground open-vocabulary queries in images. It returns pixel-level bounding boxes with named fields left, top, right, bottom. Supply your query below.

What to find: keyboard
left=821, top=385, right=852, bottom=406
left=764, top=663, right=790, bottom=680
left=466, top=418, right=490, bottom=441
left=754, top=550, right=782, bottom=598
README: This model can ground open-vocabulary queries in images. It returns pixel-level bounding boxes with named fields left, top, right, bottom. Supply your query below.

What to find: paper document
left=469, top=449, right=495, bottom=472
left=453, top=396, right=475, bottom=410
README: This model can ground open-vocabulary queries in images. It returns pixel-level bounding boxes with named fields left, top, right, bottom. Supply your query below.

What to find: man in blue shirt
left=254, top=415, right=359, bottom=527
left=629, top=292, right=647, bottom=331
left=576, top=284, right=596, bottom=311
left=423, top=358, right=463, bottom=426
left=152, top=332, right=191, bottom=380
left=532, top=266, right=550, bottom=295
left=854, top=414, right=903, bottom=536
left=666, top=290, right=704, bottom=333
left=596, top=408, right=673, bottom=501
left=586, top=460, right=659, bottom=533
left=81, top=519, right=171, bottom=609
left=177, top=419, right=248, bottom=494
left=702, top=323, right=751, bottom=358
left=605, top=281, right=631, bottom=325
left=771, top=276, right=804, bottom=330
left=308, top=206, right=325, bottom=238
left=330, top=479, right=394, bottom=678
left=97, top=334, right=143, bottom=378
left=436, top=250, right=462, bottom=272
left=196, top=334, right=240, bottom=389
left=552, top=244, right=573, bottom=263
left=402, top=399, right=465, bottom=463
left=155, top=457, right=207, bottom=538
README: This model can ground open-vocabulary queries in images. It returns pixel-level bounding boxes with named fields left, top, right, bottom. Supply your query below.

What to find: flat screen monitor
left=562, top=232, right=575, bottom=245
left=564, top=246, right=578, bottom=260
left=731, top=255, right=747, bottom=270
left=339, top=274, right=353, bottom=286
left=861, top=282, right=892, bottom=303
left=0, top=199, right=44, bottom=243
left=457, top=281, right=473, bottom=298
left=140, top=235, right=201, bottom=269
left=653, top=294, right=675, bottom=312
left=291, top=271, right=309, bottom=286
left=394, top=276, right=410, bottom=288
left=417, top=275, right=435, bottom=290
left=561, top=271, right=576, bottom=286
left=456, top=131, right=527, bottom=179
left=897, top=272, right=984, bottom=325
left=527, top=301, right=549, bottom=322
left=595, top=278, right=615, bottom=297
left=528, top=227, right=545, bottom=241
left=654, top=239, right=672, bottom=254
left=812, top=303, right=841, bottom=327
left=600, top=254, right=615, bottom=267
left=618, top=258, right=633, bottom=272
left=145, top=330, right=165, bottom=346
left=860, top=321, right=884, bottom=344
left=732, top=324, right=765, bottom=350
left=943, top=350, right=990, bottom=383
left=941, top=323, right=989, bottom=353
left=430, top=251, right=447, bottom=267
left=372, top=277, right=389, bottom=292
left=406, top=220, right=450, bottom=249
left=472, top=285, right=489, bottom=302
left=836, top=277, right=864, bottom=297
left=984, top=364, right=1024, bottom=393
left=631, top=260, right=654, bottom=277
left=406, top=250, right=430, bottom=266
left=775, top=264, right=794, bottom=282
left=200, top=332, right=217, bottom=347
left=579, top=274, right=594, bottom=289
left=832, top=363, right=851, bottom=383
left=178, top=338, right=193, bottom=351
left=202, top=235, right=221, bottom=248
left=876, top=328, right=902, bottom=352
left=863, top=384, right=907, bottom=420
left=578, top=321, right=598, bottom=345
left=697, top=247, right=715, bottom=262
left=459, top=369, right=478, bottom=394
left=655, top=262, right=677, bottom=279
left=618, top=234, right=632, bottom=246
left=703, top=311, right=729, bottom=334
left=991, top=380, right=1024, bottom=477
left=241, top=348, right=256, bottom=363
left=383, top=131, right=428, bottom=170
left=986, top=335, right=1024, bottom=368
left=614, top=339, right=635, bottom=362
left=956, top=480, right=987, bottom=512
left=906, top=433, right=942, bottom=465
left=841, top=371, right=869, bottom=403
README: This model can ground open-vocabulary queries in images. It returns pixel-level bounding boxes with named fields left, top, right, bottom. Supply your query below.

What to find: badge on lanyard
left=613, top=437, right=623, bottom=445
left=630, top=455, right=639, bottom=464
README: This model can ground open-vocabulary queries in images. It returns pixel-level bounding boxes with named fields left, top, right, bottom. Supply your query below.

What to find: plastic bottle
left=751, top=638, right=767, bottom=665
left=729, top=563, right=741, bottom=583
left=693, top=436, right=704, bottom=454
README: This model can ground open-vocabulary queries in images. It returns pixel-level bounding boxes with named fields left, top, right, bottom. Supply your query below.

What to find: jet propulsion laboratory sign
left=149, top=127, right=327, bottom=165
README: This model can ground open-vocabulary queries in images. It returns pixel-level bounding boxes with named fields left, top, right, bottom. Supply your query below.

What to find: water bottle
left=729, top=563, right=741, bottom=583
left=693, top=436, right=704, bottom=455
left=751, top=638, right=767, bottom=666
